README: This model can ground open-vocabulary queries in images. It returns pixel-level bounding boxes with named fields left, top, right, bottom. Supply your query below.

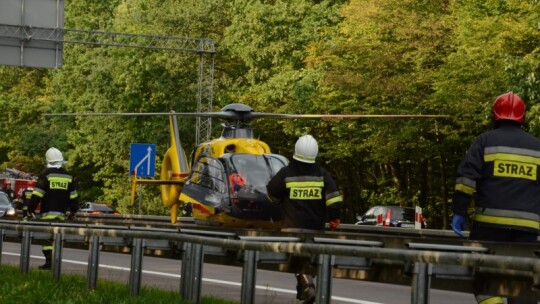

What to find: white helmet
left=46, top=147, right=64, bottom=168
left=293, top=135, right=318, bottom=163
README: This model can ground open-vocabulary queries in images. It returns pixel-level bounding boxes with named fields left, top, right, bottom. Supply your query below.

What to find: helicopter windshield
left=189, top=156, right=227, bottom=193
left=229, top=154, right=288, bottom=193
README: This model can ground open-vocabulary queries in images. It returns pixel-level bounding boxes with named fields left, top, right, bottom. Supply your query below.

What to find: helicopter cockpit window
left=229, top=154, right=288, bottom=193
left=265, top=154, right=288, bottom=175
left=190, top=156, right=227, bottom=193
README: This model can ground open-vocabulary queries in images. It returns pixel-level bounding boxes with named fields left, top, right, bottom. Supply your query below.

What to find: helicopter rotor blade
left=43, top=111, right=239, bottom=119
left=246, top=113, right=449, bottom=119
left=44, top=112, right=447, bottom=119
left=43, top=100, right=448, bottom=120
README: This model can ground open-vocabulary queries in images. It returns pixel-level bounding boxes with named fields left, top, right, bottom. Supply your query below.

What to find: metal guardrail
left=1, top=220, right=540, bottom=303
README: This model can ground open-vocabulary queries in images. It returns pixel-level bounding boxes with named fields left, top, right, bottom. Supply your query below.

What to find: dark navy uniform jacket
left=267, top=159, right=343, bottom=231
left=29, top=167, right=78, bottom=215
left=452, top=121, right=540, bottom=233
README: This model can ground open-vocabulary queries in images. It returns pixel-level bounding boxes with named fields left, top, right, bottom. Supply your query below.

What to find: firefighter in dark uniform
left=27, top=147, right=79, bottom=270
left=2, top=180, right=16, bottom=202
left=18, top=180, right=37, bottom=218
left=451, top=92, right=540, bottom=304
left=267, top=135, right=343, bottom=304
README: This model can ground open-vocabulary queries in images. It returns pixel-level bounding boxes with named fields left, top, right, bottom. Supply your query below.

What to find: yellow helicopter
left=156, top=103, right=291, bottom=229
left=47, top=103, right=446, bottom=229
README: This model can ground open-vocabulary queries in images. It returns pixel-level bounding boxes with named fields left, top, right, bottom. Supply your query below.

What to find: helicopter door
left=182, top=154, right=228, bottom=210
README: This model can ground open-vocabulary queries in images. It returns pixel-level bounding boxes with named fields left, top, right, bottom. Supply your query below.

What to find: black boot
left=295, top=274, right=315, bottom=304
left=39, top=250, right=52, bottom=270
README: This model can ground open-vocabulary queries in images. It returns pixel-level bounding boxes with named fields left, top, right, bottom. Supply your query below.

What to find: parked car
left=355, top=205, right=428, bottom=228
left=0, top=191, right=17, bottom=218
left=77, top=202, right=120, bottom=215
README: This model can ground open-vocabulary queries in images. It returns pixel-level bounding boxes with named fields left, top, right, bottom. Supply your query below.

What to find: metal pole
left=87, top=235, right=100, bottom=290
left=411, top=262, right=431, bottom=304
left=240, top=250, right=258, bottom=304
left=180, top=242, right=193, bottom=300
left=316, top=254, right=333, bottom=304
left=189, top=243, right=203, bottom=304
left=52, top=233, right=63, bottom=281
left=129, top=238, right=144, bottom=296
left=20, top=230, right=31, bottom=274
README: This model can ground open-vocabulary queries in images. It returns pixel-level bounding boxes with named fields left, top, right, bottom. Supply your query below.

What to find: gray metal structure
left=0, top=0, right=215, bottom=144
left=0, top=0, right=64, bottom=68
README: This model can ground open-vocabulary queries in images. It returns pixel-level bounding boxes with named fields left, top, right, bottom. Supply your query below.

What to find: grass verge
left=0, top=264, right=238, bottom=304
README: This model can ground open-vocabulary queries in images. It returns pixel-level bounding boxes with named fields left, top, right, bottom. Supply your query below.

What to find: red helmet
left=492, top=92, right=525, bottom=124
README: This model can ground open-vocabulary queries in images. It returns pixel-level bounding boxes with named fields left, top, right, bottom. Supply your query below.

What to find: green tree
left=303, top=0, right=455, bottom=223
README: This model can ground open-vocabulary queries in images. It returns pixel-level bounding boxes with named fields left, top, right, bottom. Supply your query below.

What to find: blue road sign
left=129, top=143, right=156, bottom=177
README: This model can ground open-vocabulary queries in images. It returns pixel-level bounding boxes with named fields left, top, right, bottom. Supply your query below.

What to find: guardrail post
left=237, top=236, right=301, bottom=304
left=180, top=242, right=193, bottom=300
left=87, top=235, right=100, bottom=290
left=129, top=238, right=144, bottom=296
left=241, top=249, right=258, bottom=304
left=180, top=229, right=238, bottom=302
left=189, top=243, right=203, bottom=304
left=52, top=233, right=63, bottom=282
left=180, top=241, right=204, bottom=304
left=312, top=237, right=384, bottom=304
left=316, top=254, right=333, bottom=304
left=411, top=262, right=430, bottom=304
left=20, top=230, right=31, bottom=274
left=407, top=243, right=489, bottom=304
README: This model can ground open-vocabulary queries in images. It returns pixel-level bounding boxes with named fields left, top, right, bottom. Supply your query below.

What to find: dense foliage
left=1, top=0, right=539, bottom=228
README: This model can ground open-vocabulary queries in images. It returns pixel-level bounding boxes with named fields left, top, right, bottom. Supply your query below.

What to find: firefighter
left=19, top=180, right=37, bottom=218
left=27, top=147, right=79, bottom=270
left=451, top=92, right=540, bottom=304
left=267, top=134, right=343, bottom=304
left=2, top=180, right=15, bottom=202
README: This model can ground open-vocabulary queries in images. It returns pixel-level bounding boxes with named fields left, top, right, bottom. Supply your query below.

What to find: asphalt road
left=1, top=241, right=477, bottom=304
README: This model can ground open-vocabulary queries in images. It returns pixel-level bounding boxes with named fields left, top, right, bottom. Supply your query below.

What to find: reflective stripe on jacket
left=474, top=207, right=539, bottom=231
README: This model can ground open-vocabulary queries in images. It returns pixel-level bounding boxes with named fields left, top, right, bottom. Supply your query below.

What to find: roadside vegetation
left=0, top=265, right=238, bottom=304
